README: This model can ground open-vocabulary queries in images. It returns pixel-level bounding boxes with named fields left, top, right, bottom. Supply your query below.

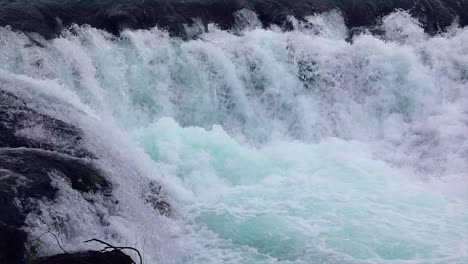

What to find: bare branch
left=84, top=238, right=142, bottom=264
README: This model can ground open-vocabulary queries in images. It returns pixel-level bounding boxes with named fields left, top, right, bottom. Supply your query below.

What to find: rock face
left=0, top=90, right=89, bottom=157
left=0, top=89, right=115, bottom=264
left=0, top=224, right=27, bottom=264
left=0, top=0, right=466, bottom=39
left=32, top=250, right=133, bottom=264
left=146, top=180, right=171, bottom=216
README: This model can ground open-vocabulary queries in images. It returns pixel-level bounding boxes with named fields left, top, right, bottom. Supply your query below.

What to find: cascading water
left=0, top=8, right=467, bottom=264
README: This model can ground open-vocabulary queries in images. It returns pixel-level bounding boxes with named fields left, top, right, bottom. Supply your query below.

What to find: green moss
left=26, top=241, right=42, bottom=264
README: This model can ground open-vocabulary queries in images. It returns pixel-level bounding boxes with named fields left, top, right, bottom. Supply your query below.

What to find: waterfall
left=0, top=5, right=467, bottom=264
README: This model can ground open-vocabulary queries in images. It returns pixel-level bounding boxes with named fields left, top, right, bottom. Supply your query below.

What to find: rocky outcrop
left=0, top=0, right=466, bottom=39
left=0, top=90, right=89, bottom=158
left=146, top=180, right=170, bottom=216
left=0, top=224, right=27, bottom=264
left=32, top=250, right=133, bottom=264
left=0, top=89, right=117, bottom=264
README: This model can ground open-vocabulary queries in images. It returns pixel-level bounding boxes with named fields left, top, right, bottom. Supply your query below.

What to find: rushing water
left=0, top=9, right=467, bottom=264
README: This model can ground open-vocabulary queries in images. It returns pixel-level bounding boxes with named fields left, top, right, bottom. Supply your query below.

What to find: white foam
left=1, top=10, right=466, bottom=263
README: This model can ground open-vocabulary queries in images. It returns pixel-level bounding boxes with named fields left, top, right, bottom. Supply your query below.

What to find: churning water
left=1, top=9, right=467, bottom=264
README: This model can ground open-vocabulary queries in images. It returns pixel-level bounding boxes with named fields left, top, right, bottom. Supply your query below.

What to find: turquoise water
left=137, top=117, right=467, bottom=263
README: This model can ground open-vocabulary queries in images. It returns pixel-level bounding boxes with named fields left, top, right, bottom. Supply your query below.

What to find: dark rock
left=0, top=149, right=111, bottom=196
left=0, top=83, right=169, bottom=264
left=32, top=250, right=134, bottom=264
left=0, top=88, right=113, bottom=264
left=0, top=90, right=90, bottom=158
left=0, top=0, right=466, bottom=39
left=0, top=148, right=112, bottom=264
left=0, top=223, right=27, bottom=264
left=146, top=181, right=170, bottom=216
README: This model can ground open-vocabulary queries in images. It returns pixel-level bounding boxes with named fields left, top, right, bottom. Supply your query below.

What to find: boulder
left=0, top=224, right=27, bottom=264
left=0, top=90, right=89, bottom=158
left=0, top=89, right=112, bottom=264
left=0, top=83, right=167, bottom=264
left=32, top=250, right=133, bottom=264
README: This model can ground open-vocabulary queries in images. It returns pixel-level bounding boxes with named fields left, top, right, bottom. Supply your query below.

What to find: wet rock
left=32, top=250, right=133, bottom=264
left=0, top=86, right=169, bottom=263
left=0, top=90, right=90, bottom=158
left=0, top=88, right=113, bottom=264
left=0, top=223, right=27, bottom=264
left=0, top=0, right=465, bottom=39
left=146, top=181, right=171, bottom=216
left=0, top=148, right=112, bottom=264
left=0, top=149, right=111, bottom=195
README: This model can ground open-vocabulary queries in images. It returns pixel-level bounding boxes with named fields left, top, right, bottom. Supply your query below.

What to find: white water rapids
left=0, top=10, right=467, bottom=264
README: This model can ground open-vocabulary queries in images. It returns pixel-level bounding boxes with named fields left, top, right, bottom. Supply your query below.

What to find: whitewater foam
left=0, top=10, right=466, bottom=264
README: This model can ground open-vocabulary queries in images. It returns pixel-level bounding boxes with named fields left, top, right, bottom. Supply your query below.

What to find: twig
left=24, top=32, right=46, bottom=48
left=84, top=238, right=142, bottom=264
left=32, top=231, right=68, bottom=254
